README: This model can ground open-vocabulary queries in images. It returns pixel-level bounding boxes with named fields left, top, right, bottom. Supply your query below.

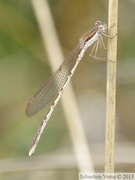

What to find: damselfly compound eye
left=95, top=21, right=102, bottom=27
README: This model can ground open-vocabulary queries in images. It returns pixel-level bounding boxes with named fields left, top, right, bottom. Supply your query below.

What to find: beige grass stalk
left=105, top=0, right=118, bottom=173
left=30, top=0, right=94, bottom=172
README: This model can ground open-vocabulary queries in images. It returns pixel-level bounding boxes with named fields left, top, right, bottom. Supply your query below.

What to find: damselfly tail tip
left=29, top=147, right=35, bottom=156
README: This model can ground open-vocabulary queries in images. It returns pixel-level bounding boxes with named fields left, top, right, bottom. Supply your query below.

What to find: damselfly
left=26, top=21, right=109, bottom=156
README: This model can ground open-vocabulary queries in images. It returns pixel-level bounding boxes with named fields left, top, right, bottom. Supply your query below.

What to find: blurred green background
left=0, top=0, right=135, bottom=179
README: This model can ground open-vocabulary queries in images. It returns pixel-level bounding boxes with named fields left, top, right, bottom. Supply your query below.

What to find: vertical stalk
left=105, top=0, right=118, bottom=173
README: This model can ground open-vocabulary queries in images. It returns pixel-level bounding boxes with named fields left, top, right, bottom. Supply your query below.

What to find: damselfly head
left=95, top=21, right=107, bottom=32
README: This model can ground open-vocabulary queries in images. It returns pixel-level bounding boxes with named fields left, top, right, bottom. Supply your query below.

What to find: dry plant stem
left=105, top=0, right=118, bottom=173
